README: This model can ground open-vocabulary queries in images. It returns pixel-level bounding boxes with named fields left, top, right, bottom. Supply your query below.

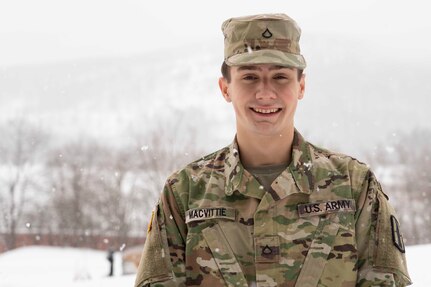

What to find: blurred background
left=0, top=0, right=430, bottom=286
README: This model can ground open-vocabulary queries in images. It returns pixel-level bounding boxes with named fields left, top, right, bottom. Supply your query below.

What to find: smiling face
left=219, top=64, right=305, bottom=139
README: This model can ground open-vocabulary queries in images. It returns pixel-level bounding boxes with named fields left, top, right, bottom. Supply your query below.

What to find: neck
left=236, top=127, right=295, bottom=168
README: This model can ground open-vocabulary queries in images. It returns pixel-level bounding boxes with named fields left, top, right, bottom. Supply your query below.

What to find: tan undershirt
left=245, top=163, right=288, bottom=192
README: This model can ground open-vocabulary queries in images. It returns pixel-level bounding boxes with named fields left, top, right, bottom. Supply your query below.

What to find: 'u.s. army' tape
left=297, top=199, right=356, bottom=218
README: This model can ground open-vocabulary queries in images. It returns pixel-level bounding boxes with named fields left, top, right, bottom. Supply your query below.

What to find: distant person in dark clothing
left=107, top=249, right=114, bottom=276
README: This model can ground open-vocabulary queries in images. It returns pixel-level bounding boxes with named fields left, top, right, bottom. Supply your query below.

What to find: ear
left=298, top=73, right=306, bottom=100
left=218, top=77, right=231, bottom=103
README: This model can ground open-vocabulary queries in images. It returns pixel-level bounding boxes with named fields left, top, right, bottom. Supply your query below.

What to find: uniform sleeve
left=134, top=182, right=187, bottom=287
left=355, top=171, right=412, bottom=287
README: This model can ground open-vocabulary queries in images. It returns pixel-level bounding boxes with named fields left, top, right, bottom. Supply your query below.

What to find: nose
left=256, top=80, right=276, bottom=100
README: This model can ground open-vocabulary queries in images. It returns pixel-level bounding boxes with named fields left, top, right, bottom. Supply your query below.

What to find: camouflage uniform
left=135, top=13, right=411, bottom=287
left=135, top=130, right=411, bottom=287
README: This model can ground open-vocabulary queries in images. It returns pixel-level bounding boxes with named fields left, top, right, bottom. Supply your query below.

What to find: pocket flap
left=202, top=223, right=248, bottom=287
left=295, top=217, right=340, bottom=287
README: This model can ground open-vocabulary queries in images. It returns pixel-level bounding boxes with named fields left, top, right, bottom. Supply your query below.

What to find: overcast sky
left=1, top=0, right=431, bottom=66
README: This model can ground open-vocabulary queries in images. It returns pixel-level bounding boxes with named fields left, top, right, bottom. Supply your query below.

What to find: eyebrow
left=236, top=65, right=293, bottom=72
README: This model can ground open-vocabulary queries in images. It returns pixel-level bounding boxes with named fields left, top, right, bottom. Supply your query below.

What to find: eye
left=242, top=74, right=258, bottom=81
left=273, top=74, right=289, bottom=80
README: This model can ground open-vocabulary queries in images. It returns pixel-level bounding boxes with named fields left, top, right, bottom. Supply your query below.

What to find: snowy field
left=0, top=244, right=429, bottom=286
left=0, top=246, right=135, bottom=287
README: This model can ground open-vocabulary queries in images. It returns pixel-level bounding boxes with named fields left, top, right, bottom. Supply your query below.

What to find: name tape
left=298, top=199, right=356, bottom=218
left=185, top=207, right=236, bottom=223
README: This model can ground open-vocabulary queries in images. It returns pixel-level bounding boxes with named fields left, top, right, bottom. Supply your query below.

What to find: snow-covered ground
left=404, top=244, right=431, bottom=287
left=0, top=244, right=429, bottom=286
left=0, top=246, right=134, bottom=287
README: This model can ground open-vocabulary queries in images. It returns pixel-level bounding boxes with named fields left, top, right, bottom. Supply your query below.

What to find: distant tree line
left=366, top=129, right=431, bottom=245
left=0, top=118, right=203, bottom=251
left=0, top=118, right=430, bottom=251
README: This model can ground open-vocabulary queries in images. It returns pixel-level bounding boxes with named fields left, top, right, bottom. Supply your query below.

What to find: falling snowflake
left=303, top=161, right=312, bottom=170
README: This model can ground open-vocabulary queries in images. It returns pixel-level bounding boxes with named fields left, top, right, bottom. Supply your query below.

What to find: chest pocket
left=202, top=222, right=249, bottom=287
left=274, top=196, right=356, bottom=287
left=294, top=216, right=342, bottom=287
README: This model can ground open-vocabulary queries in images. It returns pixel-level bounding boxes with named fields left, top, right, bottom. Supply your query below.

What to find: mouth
left=250, top=107, right=282, bottom=115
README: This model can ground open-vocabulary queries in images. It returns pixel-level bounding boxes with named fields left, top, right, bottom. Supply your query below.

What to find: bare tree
left=124, top=117, right=206, bottom=235
left=47, top=139, right=103, bottom=246
left=88, top=146, right=139, bottom=241
left=47, top=137, right=146, bottom=247
left=133, top=118, right=205, bottom=194
left=0, top=119, right=48, bottom=250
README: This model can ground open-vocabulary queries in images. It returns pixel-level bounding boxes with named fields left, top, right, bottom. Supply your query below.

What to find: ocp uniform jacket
left=135, top=130, right=411, bottom=287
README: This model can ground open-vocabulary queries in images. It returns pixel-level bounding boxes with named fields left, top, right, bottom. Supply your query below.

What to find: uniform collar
left=282, top=129, right=315, bottom=195
left=223, top=138, right=244, bottom=196
left=223, top=129, right=314, bottom=199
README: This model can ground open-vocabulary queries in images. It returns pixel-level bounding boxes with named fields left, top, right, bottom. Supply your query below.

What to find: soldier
left=135, top=13, right=412, bottom=287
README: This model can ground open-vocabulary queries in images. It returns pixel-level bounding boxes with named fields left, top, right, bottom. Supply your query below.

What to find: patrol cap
left=222, top=13, right=306, bottom=69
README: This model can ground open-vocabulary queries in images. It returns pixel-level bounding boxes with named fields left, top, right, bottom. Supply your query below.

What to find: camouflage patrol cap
left=222, top=13, right=306, bottom=69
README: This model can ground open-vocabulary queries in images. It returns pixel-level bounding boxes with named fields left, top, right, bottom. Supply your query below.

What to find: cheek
left=282, top=87, right=302, bottom=101
left=231, top=100, right=251, bottom=120
left=231, top=83, right=256, bottom=95
left=232, top=101, right=244, bottom=113
left=280, top=92, right=297, bottom=103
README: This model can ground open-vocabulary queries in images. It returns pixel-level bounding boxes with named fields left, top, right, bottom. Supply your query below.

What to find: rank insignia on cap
left=391, top=215, right=405, bottom=253
left=262, top=28, right=273, bottom=38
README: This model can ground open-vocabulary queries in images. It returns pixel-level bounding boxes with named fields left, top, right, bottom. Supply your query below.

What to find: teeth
left=253, top=108, right=279, bottom=114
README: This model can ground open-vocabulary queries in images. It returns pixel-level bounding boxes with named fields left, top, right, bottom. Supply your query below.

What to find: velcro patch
left=255, top=236, right=280, bottom=263
left=391, top=215, right=406, bottom=253
left=185, top=207, right=236, bottom=223
left=298, top=199, right=356, bottom=218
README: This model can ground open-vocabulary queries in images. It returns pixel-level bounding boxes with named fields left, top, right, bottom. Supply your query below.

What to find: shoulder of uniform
left=189, top=146, right=229, bottom=170
left=309, top=141, right=366, bottom=166
left=163, top=146, right=230, bottom=214
left=166, top=145, right=229, bottom=187
left=307, top=141, right=371, bottom=182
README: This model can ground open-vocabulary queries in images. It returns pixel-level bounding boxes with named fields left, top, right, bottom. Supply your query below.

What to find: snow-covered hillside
left=0, top=244, right=429, bottom=286
left=1, top=38, right=430, bottom=159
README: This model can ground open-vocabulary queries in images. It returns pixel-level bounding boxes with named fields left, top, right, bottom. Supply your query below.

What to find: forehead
left=233, top=64, right=295, bottom=73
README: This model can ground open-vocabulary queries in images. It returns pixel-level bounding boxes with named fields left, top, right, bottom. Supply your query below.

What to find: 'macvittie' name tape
left=298, top=199, right=356, bottom=218
left=185, top=207, right=236, bottom=223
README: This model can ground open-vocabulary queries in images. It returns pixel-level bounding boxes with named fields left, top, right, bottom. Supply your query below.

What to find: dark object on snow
left=107, top=249, right=114, bottom=276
